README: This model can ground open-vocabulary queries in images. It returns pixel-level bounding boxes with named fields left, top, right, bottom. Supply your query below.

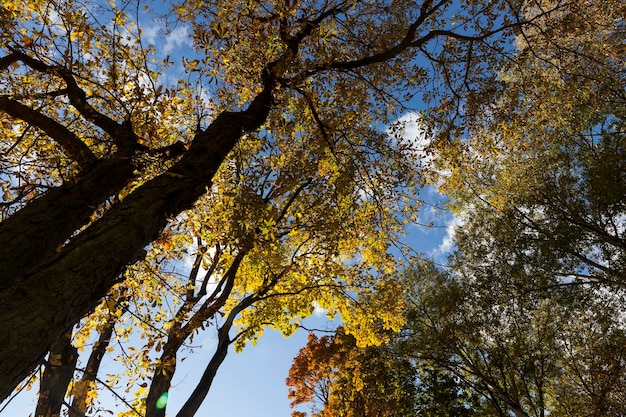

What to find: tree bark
left=34, top=331, right=78, bottom=417
left=69, top=309, right=116, bottom=417
left=144, top=342, right=179, bottom=417
left=0, top=158, right=135, bottom=289
left=0, top=1, right=436, bottom=399
left=0, top=86, right=274, bottom=401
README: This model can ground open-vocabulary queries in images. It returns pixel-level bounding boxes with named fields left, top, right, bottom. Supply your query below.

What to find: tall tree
left=0, top=0, right=546, bottom=400
left=289, top=263, right=626, bottom=417
left=288, top=1, right=626, bottom=414
left=37, top=120, right=416, bottom=417
left=404, top=264, right=626, bottom=417
left=424, top=0, right=626, bottom=414
left=286, top=327, right=421, bottom=417
left=437, top=0, right=626, bottom=292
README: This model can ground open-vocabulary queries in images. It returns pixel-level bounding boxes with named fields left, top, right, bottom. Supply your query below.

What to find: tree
left=284, top=271, right=478, bottom=417
left=405, top=264, right=626, bottom=417
left=0, top=0, right=550, bottom=402
left=437, top=0, right=626, bottom=292
left=286, top=327, right=420, bottom=417
left=290, top=262, right=626, bottom=417
left=28, top=121, right=416, bottom=417
left=421, top=0, right=626, bottom=414
left=288, top=2, right=626, bottom=413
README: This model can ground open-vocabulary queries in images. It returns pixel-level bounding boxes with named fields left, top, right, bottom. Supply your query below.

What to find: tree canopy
left=0, top=0, right=550, bottom=414
left=289, top=262, right=626, bottom=417
left=3, top=0, right=622, bottom=415
left=287, top=0, right=626, bottom=416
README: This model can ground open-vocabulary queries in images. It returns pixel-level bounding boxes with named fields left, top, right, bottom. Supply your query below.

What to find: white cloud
left=182, top=238, right=219, bottom=273
left=140, top=23, right=160, bottom=45
left=387, top=112, right=432, bottom=166
left=178, top=237, right=221, bottom=299
left=431, top=213, right=465, bottom=258
left=312, top=301, right=327, bottom=317
left=162, top=26, right=191, bottom=54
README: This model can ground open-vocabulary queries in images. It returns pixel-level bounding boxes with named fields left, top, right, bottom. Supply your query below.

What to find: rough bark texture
left=0, top=158, right=134, bottom=289
left=0, top=87, right=273, bottom=401
left=0, top=4, right=407, bottom=400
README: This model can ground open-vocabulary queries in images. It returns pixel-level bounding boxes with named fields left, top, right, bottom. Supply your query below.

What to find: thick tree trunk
left=0, top=87, right=273, bottom=401
left=0, top=158, right=135, bottom=289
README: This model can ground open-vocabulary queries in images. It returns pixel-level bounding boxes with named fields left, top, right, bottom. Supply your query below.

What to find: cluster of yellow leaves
left=1, top=0, right=203, bottom=218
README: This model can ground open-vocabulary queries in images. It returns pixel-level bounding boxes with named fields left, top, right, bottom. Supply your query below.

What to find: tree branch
left=0, top=52, right=19, bottom=71
left=8, top=49, right=140, bottom=153
left=195, top=243, right=222, bottom=301
left=0, top=157, right=135, bottom=290
left=69, top=304, right=117, bottom=417
left=34, top=331, right=78, bottom=417
left=0, top=97, right=97, bottom=169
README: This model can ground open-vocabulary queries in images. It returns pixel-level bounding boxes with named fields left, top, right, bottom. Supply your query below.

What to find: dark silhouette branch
left=0, top=97, right=97, bottom=168
left=7, top=49, right=141, bottom=153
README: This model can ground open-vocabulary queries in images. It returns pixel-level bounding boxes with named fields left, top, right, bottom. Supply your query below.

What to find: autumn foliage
left=287, top=328, right=418, bottom=417
left=1, top=0, right=624, bottom=416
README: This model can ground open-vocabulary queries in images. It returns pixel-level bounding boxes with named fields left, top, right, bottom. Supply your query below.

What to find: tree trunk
left=175, top=321, right=232, bottom=417
left=175, top=295, right=257, bottom=417
left=145, top=252, right=245, bottom=417
left=69, top=309, right=116, bottom=417
left=0, top=86, right=274, bottom=401
left=0, top=158, right=134, bottom=289
left=34, top=331, right=78, bottom=417
left=144, top=342, right=180, bottom=417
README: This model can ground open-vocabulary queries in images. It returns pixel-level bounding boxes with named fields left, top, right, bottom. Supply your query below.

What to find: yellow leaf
left=70, top=31, right=83, bottom=42
left=21, top=36, right=34, bottom=47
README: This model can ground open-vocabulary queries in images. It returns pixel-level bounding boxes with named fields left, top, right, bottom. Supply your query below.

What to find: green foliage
left=291, top=260, right=626, bottom=417
left=288, top=2, right=626, bottom=415
left=422, top=1, right=626, bottom=415
left=404, top=264, right=626, bottom=417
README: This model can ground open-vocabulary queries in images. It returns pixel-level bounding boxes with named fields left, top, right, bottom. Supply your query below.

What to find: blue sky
left=0, top=321, right=320, bottom=416
left=173, top=318, right=336, bottom=416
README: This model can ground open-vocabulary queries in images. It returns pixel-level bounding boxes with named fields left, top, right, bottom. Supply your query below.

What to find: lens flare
left=156, top=392, right=169, bottom=410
